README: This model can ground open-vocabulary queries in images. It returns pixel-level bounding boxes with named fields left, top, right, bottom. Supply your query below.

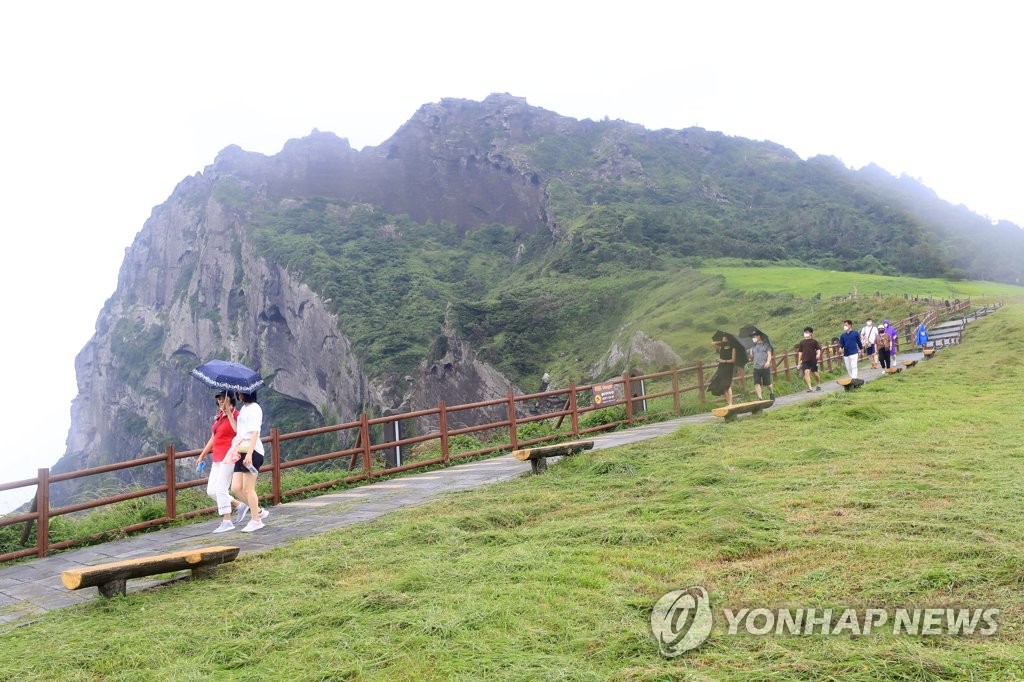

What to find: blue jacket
left=839, top=330, right=863, bottom=356
left=916, top=324, right=929, bottom=345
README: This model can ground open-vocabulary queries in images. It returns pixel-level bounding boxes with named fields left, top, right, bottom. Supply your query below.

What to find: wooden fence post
left=271, top=427, right=281, bottom=505
left=695, top=361, right=706, bottom=405
left=783, top=351, right=790, bottom=382
left=568, top=383, right=579, bottom=437
left=359, top=413, right=372, bottom=478
left=439, top=401, right=449, bottom=464
left=507, top=392, right=518, bottom=451
left=671, top=367, right=681, bottom=415
left=36, top=468, right=49, bottom=558
left=622, top=372, right=634, bottom=424
left=165, top=445, right=177, bottom=519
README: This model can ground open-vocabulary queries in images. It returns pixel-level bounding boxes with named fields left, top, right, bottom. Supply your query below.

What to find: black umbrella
left=738, top=325, right=772, bottom=350
left=191, top=359, right=265, bottom=394
left=711, top=330, right=746, bottom=362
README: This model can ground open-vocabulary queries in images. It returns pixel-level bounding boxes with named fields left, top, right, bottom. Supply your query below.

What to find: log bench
left=711, top=399, right=774, bottom=422
left=512, top=440, right=594, bottom=474
left=902, top=360, right=918, bottom=368
left=923, top=348, right=936, bottom=358
left=883, top=367, right=902, bottom=374
left=61, top=545, right=240, bottom=597
left=836, top=377, right=865, bottom=391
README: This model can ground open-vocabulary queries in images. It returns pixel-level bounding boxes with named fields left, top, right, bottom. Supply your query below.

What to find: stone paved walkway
left=0, top=352, right=925, bottom=628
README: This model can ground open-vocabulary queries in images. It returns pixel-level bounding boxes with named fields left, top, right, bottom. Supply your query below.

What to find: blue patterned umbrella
left=191, top=359, right=265, bottom=393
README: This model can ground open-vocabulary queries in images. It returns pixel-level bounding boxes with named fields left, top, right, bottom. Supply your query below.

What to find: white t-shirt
left=861, top=324, right=878, bottom=345
left=234, top=402, right=265, bottom=455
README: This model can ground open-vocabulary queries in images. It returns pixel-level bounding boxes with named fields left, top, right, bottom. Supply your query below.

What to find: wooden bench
left=61, top=545, right=240, bottom=597
left=711, top=399, right=774, bottom=422
left=883, top=367, right=902, bottom=374
left=902, top=360, right=918, bottom=368
left=512, top=440, right=594, bottom=474
left=923, top=348, right=936, bottom=358
left=836, top=377, right=865, bottom=391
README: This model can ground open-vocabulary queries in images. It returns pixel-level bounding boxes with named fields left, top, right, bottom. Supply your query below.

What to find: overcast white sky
left=0, top=1, right=1020, bottom=511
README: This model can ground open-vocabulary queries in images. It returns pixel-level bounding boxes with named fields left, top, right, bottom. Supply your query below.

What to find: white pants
left=844, top=354, right=859, bottom=380
left=206, top=459, right=235, bottom=516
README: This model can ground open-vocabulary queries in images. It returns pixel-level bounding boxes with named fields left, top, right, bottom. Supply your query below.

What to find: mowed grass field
left=699, top=263, right=1024, bottom=301
left=3, top=307, right=1024, bottom=680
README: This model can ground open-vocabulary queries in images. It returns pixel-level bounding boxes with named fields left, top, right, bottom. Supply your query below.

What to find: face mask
left=803, top=333, right=811, bottom=338
left=844, top=326, right=851, bottom=332
left=866, top=322, right=872, bottom=327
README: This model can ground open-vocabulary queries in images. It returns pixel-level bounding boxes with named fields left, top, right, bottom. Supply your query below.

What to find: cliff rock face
left=216, top=93, right=552, bottom=236
left=591, top=331, right=684, bottom=379
left=54, top=172, right=367, bottom=504
left=404, top=314, right=521, bottom=435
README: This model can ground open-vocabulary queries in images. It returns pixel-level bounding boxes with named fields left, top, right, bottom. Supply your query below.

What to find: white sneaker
left=235, top=503, right=249, bottom=524
left=241, top=520, right=265, bottom=533
left=259, top=507, right=269, bottom=520
left=213, top=520, right=235, bottom=534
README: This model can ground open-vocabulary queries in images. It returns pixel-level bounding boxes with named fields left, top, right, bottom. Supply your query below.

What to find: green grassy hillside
left=3, top=305, right=1022, bottom=680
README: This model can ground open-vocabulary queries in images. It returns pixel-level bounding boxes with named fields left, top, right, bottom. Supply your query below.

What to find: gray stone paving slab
left=0, top=350, right=934, bottom=628
left=3, top=581, right=66, bottom=601
left=24, top=590, right=88, bottom=610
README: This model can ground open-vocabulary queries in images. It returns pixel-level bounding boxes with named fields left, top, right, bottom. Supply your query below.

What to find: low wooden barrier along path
left=711, top=399, right=774, bottom=422
left=512, top=440, right=594, bottom=474
left=60, top=545, right=240, bottom=598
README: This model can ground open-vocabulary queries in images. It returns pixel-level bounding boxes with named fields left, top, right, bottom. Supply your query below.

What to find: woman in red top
left=195, top=391, right=242, bottom=533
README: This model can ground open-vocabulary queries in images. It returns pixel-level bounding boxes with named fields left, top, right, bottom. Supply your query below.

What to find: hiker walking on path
left=796, top=326, right=823, bottom=392
left=861, top=318, right=879, bottom=369
left=228, top=391, right=270, bottom=533
left=915, top=322, right=929, bottom=350
left=709, top=330, right=740, bottom=406
left=882, top=319, right=898, bottom=357
left=840, top=320, right=864, bottom=380
left=877, top=324, right=892, bottom=369
left=748, top=330, right=775, bottom=400
left=195, top=391, right=242, bottom=534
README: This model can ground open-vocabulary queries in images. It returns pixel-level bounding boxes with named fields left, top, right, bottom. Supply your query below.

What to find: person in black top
left=796, top=326, right=823, bottom=392
left=709, top=330, right=739, bottom=406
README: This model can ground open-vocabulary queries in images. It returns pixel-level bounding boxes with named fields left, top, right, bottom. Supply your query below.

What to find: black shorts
left=233, top=451, right=265, bottom=474
left=753, top=368, right=772, bottom=386
left=800, top=360, right=818, bottom=373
